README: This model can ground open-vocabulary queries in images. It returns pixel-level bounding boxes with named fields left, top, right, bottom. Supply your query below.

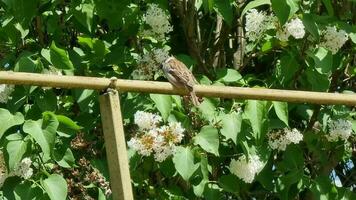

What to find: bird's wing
left=167, top=59, right=195, bottom=90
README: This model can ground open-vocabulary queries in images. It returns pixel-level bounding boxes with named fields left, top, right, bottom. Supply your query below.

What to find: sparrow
left=161, top=56, right=200, bottom=106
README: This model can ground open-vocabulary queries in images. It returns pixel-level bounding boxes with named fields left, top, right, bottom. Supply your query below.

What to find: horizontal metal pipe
left=0, top=71, right=355, bottom=105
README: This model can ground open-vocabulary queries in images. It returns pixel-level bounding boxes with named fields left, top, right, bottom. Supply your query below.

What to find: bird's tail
left=190, top=90, right=200, bottom=106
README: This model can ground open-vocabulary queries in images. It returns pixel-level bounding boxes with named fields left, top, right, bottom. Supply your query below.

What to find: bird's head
left=160, top=56, right=175, bottom=70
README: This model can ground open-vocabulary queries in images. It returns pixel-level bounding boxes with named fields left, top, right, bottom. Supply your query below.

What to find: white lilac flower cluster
left=0, top=157, right=33, bottom=187
left=245, top=9, right=305, bottom=42
left=127, top=111, right=185, bottom=162
left=0, top=84, right=14, bottom=103
left=276, top=18, right=305, bottom=41
left=132, top=48, right=170, bottom=80
left=326, top=119, right=353, bottom=142
left=320, top=26, right=349, bottom=54
left=229, top=154, right=264, bottom=183
left=12, top=158, right=33, bottom=179
left=141, top=4, right=173, bottom=40
left=245, top=9, right=274, bottom=41
left=268, top=128, right=303, bottom=151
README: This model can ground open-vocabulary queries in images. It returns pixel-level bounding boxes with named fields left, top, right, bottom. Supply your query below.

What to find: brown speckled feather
left=162, top=57, right=200, bottom=106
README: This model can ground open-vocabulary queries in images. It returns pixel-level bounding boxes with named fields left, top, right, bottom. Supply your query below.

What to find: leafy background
left=0, top=0, right=355, bottom=199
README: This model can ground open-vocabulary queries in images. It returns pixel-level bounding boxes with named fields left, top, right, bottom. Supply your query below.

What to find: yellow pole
left=99, top=89, right=134, bottom=200
left=0, top=71, right=355, bottom=105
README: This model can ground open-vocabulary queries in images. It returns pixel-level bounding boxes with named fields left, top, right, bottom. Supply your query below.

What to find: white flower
left=0, top=84, right=14, bottom=103
left=276, top=28, right=290, bottom=42
left=154, top=145, right=176, bottom=162
left=327, top=119, right=353, bottom=142
left=129, top=111, right=185, bottom=162
left=167, top=122, right=185, bottom=143
left=14, top=158, right=33, bottom=179
left=141, top=4, right=173, bottom=40
left=285, top=128, right=304, bottom=144
left=268, top=128, right=303, bottom=151
left=320, top=26, right=348, bottom=54
left=151, top=48, right=170, bottom=64
left=127, top=136, right=154, bottom=156
left=285, top=18, right=305, bottom=39
left=245, top=9, right=273, bottom=41
left=134, top=111, right=162, bottom=130
left=152, top=122, right=185, bottom=162
left=229, top=155, right=264, bottom=183
left=127, top=137, right=140, bottom=150
left=132, top=48, right=170, bottom=80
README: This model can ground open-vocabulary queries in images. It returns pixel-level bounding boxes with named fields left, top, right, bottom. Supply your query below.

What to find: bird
left=161, top=56, right=200, bottom=106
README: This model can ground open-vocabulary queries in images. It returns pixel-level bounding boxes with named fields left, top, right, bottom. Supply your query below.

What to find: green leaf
left=350, top=33, right=356, bottom=44
left=42, top=42, right=74, bottom=70
left=198, top=98, right=216, bottom=122
left=310, top=175, right=337, bottom=200
left=150, top=94, right=172, bottom=121
left=272, top=101, right=289, bottom=126
left=172, top=146, right=199, bottom=181
left=271, top=0, right=299, bottom=25
left=195, top=0, right=203, bottom=10
left=0, top=108, right=24, bottom=139
left=302, top=14, right=319, bottom=40
left=193, top=179, right=208, bottom=197
left=203, top=184, right=223, bottom=200
left=23, top=112, right=59, bottom=160
left=57, top=115, right=81, bottom=130
left=55, top=148, right=75, bottom=168
left=2, top=0, right=38, bottom=25
left=310, top=47, right=333, bottom=74
left=193, top=155, right=210, bottom=196
left=7, top=87, right=28, bottom=112
left=218, top=174, right=240, bottom=193
left=214, top=1, right=233, bottom=26
left=93, top=0, right=130, bottom=28
left=305, top=68, right=330, bottom=92
left=42, top=174, right=68, bottom=200
left=35, top=90, right=57, bottom=112
left=13, top=181, right=44, bottom=200
left=202, top=0, right=214, bottom=13
left=6, top=133, right=28, bottom=170
left=321, top=0, right=334, bottom=16
left=14, top=23, right=29, bottom=40
left=78, top=37, right=110, bottom=60
left=73, top=3, right=94, bottom=33
left=261, top=40, right=274, bottom=52
left=56, top=115, right=82, bottom=137
left=73, top=89, right=97, bottom=112
left=241, top=0, right=271, bottom=18
left=194, top=126, right=219, bottom=156
left=219, top=112, right=242, bottom=144
left=98, top=188, right=106, bottom=200
left=276, top=53, right=300, bottom=86
left=14, top=54, right=42, bottom=73
left=281, top=145, right=304, bottom=170
left=277, top=170, right=303, bottom=199
left=244, top=100, right=268, bottom=141
left=217, top=69, right=243, bottom=83
left=93, top=39, right=110, bottom=59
